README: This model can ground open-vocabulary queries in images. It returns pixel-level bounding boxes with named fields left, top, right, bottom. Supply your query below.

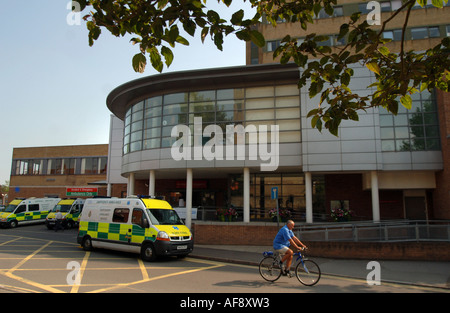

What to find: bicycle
left=259, top=248, right=321, bottom=286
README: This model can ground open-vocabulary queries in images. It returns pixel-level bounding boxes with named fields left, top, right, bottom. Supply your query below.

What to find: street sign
left=271, top=187, right=278, bottom=200
left=66, top=187, right=98, bottom=197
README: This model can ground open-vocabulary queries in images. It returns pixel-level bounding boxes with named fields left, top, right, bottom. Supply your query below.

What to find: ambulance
left=77, top=196, right=194, bottom=261
left=45, top=198, right=85, bottom=230
left=0, top=197, right=61, bottom=228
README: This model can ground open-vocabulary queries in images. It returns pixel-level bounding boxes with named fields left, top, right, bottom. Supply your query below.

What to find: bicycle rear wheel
left=259, top=256, right=282, bottom=282
left=295, top=259, right=321, bottom=286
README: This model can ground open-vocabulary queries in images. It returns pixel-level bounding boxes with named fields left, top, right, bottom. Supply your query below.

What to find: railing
left=295, top=220, right=450, bottom=242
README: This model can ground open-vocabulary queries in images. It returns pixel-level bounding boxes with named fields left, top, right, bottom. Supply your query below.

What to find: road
left=0, top=224, right=446, bottom=295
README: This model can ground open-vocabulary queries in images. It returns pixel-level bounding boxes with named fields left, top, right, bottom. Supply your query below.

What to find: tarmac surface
left=190, top=244, right=450, bottom=291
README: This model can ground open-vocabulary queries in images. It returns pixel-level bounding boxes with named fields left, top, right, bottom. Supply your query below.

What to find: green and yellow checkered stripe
left=5, top=211, right=49, bottom=222
left=78, top=221, right=156, bottom=244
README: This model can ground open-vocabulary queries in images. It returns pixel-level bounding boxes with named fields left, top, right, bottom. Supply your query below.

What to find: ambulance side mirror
left=142, top=218, right=149, bottom=228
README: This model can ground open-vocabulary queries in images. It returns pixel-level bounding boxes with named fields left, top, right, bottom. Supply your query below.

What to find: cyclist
left=273, top=220, right=307, bottom=276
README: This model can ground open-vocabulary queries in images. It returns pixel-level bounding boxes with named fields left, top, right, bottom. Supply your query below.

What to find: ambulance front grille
left=170, top=236, right=191, bottom=241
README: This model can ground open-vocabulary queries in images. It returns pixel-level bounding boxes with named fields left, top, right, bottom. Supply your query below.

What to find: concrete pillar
left=186, top=168, right=193, bottom=229
left=305, top=172, right=313, bottom=224
left=128, top=173, right=135, bottom=196
left=149, top=170, right=155, bottom=196
left=243, top=167, right=250, bottom=223
left=371, top=170, right=380, bottom=222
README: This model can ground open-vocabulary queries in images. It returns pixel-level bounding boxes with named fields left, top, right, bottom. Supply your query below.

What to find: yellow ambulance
left=46, top=198, right=85, bottom=230
left=0, top=197, right=61, bottom=228
left=77, top=196, right=194, bottom=261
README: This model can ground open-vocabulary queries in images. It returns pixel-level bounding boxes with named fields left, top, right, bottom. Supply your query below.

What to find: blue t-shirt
left=273, top=225, right=294, bottom=250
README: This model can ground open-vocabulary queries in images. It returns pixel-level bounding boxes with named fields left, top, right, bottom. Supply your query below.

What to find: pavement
left=190, top=244, right=450, bottom=290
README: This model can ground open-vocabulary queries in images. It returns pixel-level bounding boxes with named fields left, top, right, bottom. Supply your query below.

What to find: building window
left=410, top=26, right=441, bottom=40
left=380, top=90, right=440, bottom=152
left=382, top=29, right=403, bottom=41
left=49, top=159, right=62, bottom=175
left=123, top=85, right=301, bottom=155
left=266, top=40, right=280, bottom=52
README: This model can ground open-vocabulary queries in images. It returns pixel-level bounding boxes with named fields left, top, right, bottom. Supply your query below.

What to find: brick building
left=8, top=144, right=108, bottom=201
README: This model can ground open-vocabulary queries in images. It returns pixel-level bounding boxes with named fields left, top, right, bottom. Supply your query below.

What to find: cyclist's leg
left=283, top=248, right=294, bottom=272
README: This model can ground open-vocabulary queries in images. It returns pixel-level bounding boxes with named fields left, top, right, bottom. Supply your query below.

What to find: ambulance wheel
left=9, top=220, right=18, bottom=228
left=141, top=243, right=157, bottom=262
left=82, top=236, right=93, bottom=251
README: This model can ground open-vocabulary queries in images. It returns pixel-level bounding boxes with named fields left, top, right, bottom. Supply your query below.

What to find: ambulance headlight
left=157, top=231, right=170, bottom=241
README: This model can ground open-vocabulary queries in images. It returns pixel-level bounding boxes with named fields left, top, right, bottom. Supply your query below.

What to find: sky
left=0, top=0, right=255, bottom=185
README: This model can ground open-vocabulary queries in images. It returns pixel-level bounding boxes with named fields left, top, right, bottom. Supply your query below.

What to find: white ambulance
left=45, top=198, right=85, bottom=230
left=77, top=196, right=194, bottom=261
left=0, top=197, right=61, bottom=228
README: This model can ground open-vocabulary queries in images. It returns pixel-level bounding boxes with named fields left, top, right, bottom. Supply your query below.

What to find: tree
left=74, top=0, right=450, bottom=135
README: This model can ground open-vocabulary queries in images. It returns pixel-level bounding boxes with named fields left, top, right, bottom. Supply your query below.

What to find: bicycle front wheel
left=259, top=257, right=282, bottom=282
left=295, top=259, right=321, bottom=286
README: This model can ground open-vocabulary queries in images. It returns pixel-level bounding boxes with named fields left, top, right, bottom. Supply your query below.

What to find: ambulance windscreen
left=147, top=209, right=184, bottom=225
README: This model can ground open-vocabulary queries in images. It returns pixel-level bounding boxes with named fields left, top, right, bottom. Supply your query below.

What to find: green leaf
left=249, top=30, right=265, bottom=47
left=176, top=36, right=190, bottom=46
left=231, top=9, right=244, bottom=25
left=161, top=46, right=174, bottom=67
left=183, top=19, right=196, bottom=37
left=201, top=27, right=209, bottom=43
left=149, top=48, right=163, bottom=73
left=400, top=94, right=412, bottom=110
left=378, top=46, right=390, bottom=56
left=431, top=0, right=444, bottom=8
left=132, top=53, right=147, bottom=73
left=366, top=62, right=380, bottom=75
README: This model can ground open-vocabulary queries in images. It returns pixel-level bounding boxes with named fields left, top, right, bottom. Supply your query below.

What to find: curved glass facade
left=123, top=84, right=301, bottom=155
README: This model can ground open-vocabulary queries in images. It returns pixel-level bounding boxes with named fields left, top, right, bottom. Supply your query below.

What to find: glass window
left=381, top=90, right=440, bottom=152
left=428, top=26, right=440, bottom=38
left=163, top=103, right=188, bottom=115
left=144, top=138, right=160, bottom=149
left=131, top=120, right=143, bottom=132
left=277, top=119, right=300, bottom=131
left=217, top=100, right=244, bottom=111
left=246, top=109, right=274, bottom=121
left=276, top=108, right=300, bottom=119
left=246, top=98, right=273, bottom=109
left=99, top=157, right=107, bottom=174
left=217, top=88, right=244, bottom=100
left=65, top=159, right=76, bottom=175
left=380, top=1, right=391, bottom=12
left=50, top=159, right=62, bottom=175
left=113, top=208, right=129, bottom=223
left=145, top=117, right=161, bottom=129
left=246, top=86, right=274, bottom=98
left=130, top=141, right=142, bottom=152
left=190, top=101, right=215, bottom=113
left=190, top=90, right=215, bottom=102
left=275, top=96, right=299, bottom=108
left=144, top=128, right=161, bottom=139
left=275, top=85, right=299, bottom=97
left=132, top=101, right=144, bottom=112
left=411, top=27, right=428, bottom=40
left=29, top=204, right=39, bottom=212
left=146, top=96, right=162, bottom=108
left=144, top=107, right=162, bottom=118
left=130, top=131, right=142, bottom=142
left=164, top=93, right=188, bottom=105
left=84, top=158, right=98, bottom=174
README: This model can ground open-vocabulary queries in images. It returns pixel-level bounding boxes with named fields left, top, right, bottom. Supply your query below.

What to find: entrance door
left=404, top=197, right=426, bottom=220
